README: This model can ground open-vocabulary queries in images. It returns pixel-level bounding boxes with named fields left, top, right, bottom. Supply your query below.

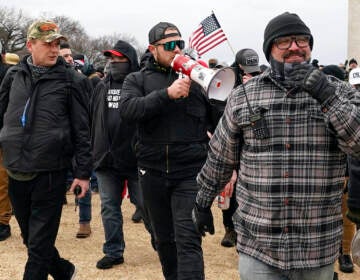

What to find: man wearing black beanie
left=193, top=11, right=360, bottom=280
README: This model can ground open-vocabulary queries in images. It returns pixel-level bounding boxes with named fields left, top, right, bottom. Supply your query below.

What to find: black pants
left=8, top=170, right=72, bottom=280
left=139, top=170, right=204, bottom=280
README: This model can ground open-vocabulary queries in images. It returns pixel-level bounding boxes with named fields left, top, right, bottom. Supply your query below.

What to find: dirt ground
left=0, top=192, right=359, bottom=280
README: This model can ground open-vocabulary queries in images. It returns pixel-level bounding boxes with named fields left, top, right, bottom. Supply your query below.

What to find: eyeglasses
left=154, top=40, right=185, bottom=51
left=274, top=35, right=310, bottom=50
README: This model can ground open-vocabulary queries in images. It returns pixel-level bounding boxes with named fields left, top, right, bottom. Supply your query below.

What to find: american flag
left=189, top=13, right=228, bottom=57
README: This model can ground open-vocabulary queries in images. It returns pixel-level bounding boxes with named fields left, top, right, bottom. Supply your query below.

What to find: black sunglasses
left=154, top=40, right=185, bottom=51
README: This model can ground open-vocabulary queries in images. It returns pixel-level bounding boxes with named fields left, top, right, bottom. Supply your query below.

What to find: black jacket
left=91, top=40, right=139, bottom=176
left=0, top=56, right=92, bottom=179
left=119, top=58, right=220, bottom=178
left=348, top=156, right=360, bottom=211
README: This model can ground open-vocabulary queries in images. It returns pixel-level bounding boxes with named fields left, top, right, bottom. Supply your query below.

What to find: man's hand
left=242, top=74, right=253, bottom=84
left=346, top=207, right=360, bottom=226
left=69, top=178, right=90, bottom=199
left=223, top=170, right=237, bottom=197
left=287, top=63, right=336, bottom=103
left=192, top=203, right=215, bottom=236
left=167, top=76, right=191, bottom=99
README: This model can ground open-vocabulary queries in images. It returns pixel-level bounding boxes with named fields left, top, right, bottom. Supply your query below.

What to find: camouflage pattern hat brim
left=27, top=20, right=67, bottom=42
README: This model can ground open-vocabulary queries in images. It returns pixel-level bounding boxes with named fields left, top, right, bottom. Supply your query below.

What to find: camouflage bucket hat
left=27, top=20, right=67, bottom=42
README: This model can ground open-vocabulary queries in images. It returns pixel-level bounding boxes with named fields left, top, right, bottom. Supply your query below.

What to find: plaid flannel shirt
left=196, top=70, right=360, bottom=269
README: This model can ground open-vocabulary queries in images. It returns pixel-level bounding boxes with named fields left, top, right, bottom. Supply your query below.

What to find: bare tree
left=72, top=33, right=146, bottom=69
left=0, top=5, right=148, bottom=67
left=0, top=7, right=31, bottom=53
left=86, top=33, right=147, bottom=68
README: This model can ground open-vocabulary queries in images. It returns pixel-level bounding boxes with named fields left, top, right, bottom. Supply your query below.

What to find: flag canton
left=201, top=14, right=221, bottom=36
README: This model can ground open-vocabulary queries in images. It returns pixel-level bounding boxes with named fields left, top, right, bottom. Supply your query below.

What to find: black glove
left=284, top=63, right=313, bottom=88
left=346, top=206, right=360, bottom=226
left=287, top=64, right=336, bottom=103
left=192, top=203, right=215, bottom=236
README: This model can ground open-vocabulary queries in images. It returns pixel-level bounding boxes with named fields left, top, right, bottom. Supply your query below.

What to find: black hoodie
left=90, top=40, right=139, bottom=176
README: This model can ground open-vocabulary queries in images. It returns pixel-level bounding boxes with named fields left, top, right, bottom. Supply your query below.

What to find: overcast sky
left=0, top=0, right=348, bottom=66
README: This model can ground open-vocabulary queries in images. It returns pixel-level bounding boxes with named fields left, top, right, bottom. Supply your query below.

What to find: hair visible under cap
left=349, top=58, right=358, bottom=65
left=60, top=42, right=71, bottom=49
left=148, top=22, right=181, bottom=44
left=263, top=12, right=313, bottom=61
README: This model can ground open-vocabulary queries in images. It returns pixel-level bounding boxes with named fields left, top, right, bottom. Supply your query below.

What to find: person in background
left=73, top=53, right=100, bottom=194
left=73, top=53, right=101, bottom=90
left=119, top=21, right=224, bottom=280
left=192, top=12, right=360, bottom=280
left=348, top=58, right=358, bottom=71
left=347, top=158, right=360, bottom=228
left=218, top=47, right=260, bottom=249
left=208, top=58, right=218, bottom=69
left=311, top=58, right=319, bottom=69
left=59, top=43, right=74, bottom=65
left=4, top=53, right=20, bottom=66
left=235, top=48, right=261, bottom=84
left=347, top=66, right=360, bottom=230
left=0, top=44, right=12, bottom=242
left=322, top=64, right=357, bottom=274
left=347, top=67, right=360, bottom=230
left=0, top=149, right=10, bottom=242
left=0, top=19, right=92, bottom=279
left=216, top=48, right=262, bottom=248
left=59, top=43, right=93, bottom=239
left=91, top=40, right=151, bottom=269
left=349, top=67, right=360, bottom=90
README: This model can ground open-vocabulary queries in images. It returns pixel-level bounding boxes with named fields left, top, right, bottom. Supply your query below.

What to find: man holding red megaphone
left=119, top=21, right=226, bottom=280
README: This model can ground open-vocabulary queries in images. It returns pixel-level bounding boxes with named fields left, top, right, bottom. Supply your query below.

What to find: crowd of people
left=0, top=10, right=359, bottom=280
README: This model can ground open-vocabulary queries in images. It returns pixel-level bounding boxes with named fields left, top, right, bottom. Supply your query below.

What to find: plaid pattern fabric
left=196, top=70, right=360, bottom=269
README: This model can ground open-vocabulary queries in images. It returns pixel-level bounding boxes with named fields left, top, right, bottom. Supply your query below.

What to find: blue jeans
left=78, top=188, right=91, bottom=223
left=90, top=171, right=98, bottom=191
left=139, top=169, right=204, bottom=280
left=96, top=170, right=141, bottom=258
left=239, top=253, right=335, bottom=280
left=66, top=169, right=92, bottom=223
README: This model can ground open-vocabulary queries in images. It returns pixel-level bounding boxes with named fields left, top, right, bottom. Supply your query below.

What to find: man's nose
left=288, top=39, right=299, bottom=50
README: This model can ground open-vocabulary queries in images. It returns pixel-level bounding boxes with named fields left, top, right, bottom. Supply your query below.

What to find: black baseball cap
left=148, top=22, right=181, bottom=44
left=236, top=48, right=260, bottom=74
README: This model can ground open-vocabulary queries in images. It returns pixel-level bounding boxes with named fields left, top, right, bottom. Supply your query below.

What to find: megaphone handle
left=178, top=69, right=185, bottom=79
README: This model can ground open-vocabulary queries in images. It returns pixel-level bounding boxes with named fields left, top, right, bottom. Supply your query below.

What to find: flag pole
left=212, top=10, right=236, bottom=57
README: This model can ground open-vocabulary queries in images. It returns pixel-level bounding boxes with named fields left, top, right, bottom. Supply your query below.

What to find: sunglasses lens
left=177, top=40, right=185, bottom=50
left=164, top=41, right=176, bottom=51
left=159, top=40, right=185, bottom=51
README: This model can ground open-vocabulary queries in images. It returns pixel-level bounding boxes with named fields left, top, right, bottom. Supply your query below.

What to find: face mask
left=109, top=62, right=130, bottom=81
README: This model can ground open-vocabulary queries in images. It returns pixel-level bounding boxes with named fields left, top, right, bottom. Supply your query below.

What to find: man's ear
left=148, top=44, right=155, bottom=53
left=26, top=40, right=33, bottom=52
left=148, top=44, right=157, bottom=60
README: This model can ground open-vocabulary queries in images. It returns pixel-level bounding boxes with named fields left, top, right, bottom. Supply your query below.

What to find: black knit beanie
left=263, top=12, right=313, bottom=61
